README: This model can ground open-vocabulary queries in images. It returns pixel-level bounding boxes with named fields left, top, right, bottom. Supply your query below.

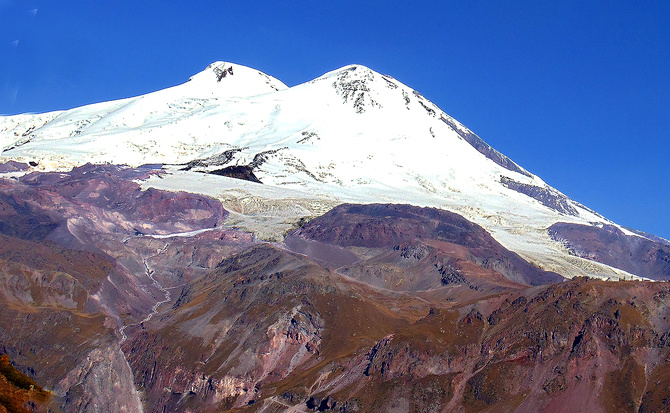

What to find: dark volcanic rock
left=0, top=160, right=30, bottom=173
left=209, top=165, right=262, bottom=183
left=290, top=203, right=563, bottom=286
left=440, top=115, right=532, bottom=177
left=501, top=175, right=579, bottom=216
left=549, top=222, right=670, bottom=280
left=180, top=149, right=242, bottom=171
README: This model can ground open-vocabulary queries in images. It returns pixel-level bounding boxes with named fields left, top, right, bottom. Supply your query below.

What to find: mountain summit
left=187, top=61, right=288, bottom=97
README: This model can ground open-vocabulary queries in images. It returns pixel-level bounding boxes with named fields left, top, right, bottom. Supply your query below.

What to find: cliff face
left=0, top=226, right=145, bottom=412
left=55, top=345, right=144, bottom=413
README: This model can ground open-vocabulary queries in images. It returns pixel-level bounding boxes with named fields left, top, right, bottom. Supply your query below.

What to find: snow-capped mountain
left=4, top=62, right=670, bottom=413
left=0, top=62, right=654, bottom=279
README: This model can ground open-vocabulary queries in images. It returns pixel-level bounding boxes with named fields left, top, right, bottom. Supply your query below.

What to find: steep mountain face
left=0, top=231, right=144, bottom=412
left=0, top=62, right=669, bottom=412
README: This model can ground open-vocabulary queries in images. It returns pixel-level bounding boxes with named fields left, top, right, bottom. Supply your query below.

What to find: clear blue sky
left=1, top=1, right=669, bottom=240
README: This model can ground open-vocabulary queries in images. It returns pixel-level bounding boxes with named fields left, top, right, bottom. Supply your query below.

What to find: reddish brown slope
left=122, top=239, right=670, bottom=412
left=0, top=233, right=138, bottom=412
left=123, top=243, right=425, bottom=412
left=0, top=163, right=249, bottom=412
left=0, top=355, right=55, bottom=413
left=287, top=203, right=563, bottom=287
left=3, top=163, right=670, bottom=412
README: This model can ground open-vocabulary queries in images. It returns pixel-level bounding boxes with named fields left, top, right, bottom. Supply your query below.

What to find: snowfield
left=0, top=61, right=647, bottom=280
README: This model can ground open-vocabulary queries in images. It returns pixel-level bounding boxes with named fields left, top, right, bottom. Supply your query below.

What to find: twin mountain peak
left=0, top=61, right=666, bottom=282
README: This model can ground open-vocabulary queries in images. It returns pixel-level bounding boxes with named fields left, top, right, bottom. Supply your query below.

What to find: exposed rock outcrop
left=550, top=222, right=670, bottom=280
left=56, top=345, right=143, bottom=413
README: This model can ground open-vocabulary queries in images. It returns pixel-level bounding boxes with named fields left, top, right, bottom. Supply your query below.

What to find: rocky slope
left=0, top=164, right=252, bottom=412
left=123, top=242, right=670, bottom=412
left=0, top=354, right=55, bottom=413
left=550, top=223, right=670, bottom=281
left=0, top=165, right=668, bottom=412
left=286, top=203, right=564, bottom=286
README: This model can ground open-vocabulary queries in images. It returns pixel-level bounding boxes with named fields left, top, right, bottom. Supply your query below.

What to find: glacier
left=0, top=61, right=651, bottom=280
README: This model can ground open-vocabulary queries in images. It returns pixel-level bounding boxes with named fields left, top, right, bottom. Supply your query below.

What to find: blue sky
left=1, top=1, right=669, bottom=239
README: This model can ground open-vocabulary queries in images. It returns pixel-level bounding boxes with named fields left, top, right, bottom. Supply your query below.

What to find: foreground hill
left=0, top=164, right=668, bottom=412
